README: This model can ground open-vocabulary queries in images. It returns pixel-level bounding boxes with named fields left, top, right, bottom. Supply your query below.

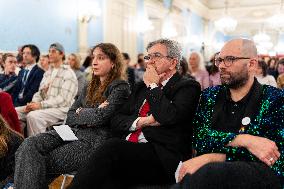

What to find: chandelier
left=214, top=0, right=237, bottom=34
left=253, top=29, right=273, bottom=54
left=161, top=0, right=177, bottom=38
left=267, top=0, right=284, bottom=31
left=78, top=0, right=101, bottom=23
left=136, top=9, right=153, bottom=33
left=253, top=32, right=270, bottom=44
left=162, top=14, right=177, bottom=38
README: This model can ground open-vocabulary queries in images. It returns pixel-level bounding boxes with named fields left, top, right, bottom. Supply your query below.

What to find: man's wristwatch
left=149, top=83, right=158, bottom=89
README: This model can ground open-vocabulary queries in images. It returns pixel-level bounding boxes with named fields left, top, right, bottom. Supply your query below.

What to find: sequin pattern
left=193, top=85, right=284, bottom=185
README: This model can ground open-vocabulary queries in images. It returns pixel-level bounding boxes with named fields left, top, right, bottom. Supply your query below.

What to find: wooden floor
left=49, top=175, right=73, bottom=189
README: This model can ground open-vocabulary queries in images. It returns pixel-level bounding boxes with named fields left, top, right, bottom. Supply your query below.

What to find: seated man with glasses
left=68, top=38, right=201, bottom=188
left=172, top=38, right=283, bottom=189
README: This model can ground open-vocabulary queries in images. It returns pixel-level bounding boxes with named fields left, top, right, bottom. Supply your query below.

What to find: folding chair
left=60, top=172, right=76, bottom=189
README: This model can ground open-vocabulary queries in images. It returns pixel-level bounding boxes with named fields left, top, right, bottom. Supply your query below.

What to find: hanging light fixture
left=253, top=32, right=270, bottom=44
left=136, top=8, right=153, bottom=33
left=161, top=0, right=177, bottom=38
left=78, top=0, right=101, bottom=23
left=267, top=0, right=284, bottom=31
left=214, top=0, right=238, bottom=34
left=253, top=24, right=273, bottom=54
left=162, top=14, right=177, bottom=38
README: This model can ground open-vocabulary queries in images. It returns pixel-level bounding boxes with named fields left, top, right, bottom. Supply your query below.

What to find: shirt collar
left=25, top=63, right=36, bottom=71
left=225, top=78, right=258, bottom=104
left=160, top=75, right=173, bottom=87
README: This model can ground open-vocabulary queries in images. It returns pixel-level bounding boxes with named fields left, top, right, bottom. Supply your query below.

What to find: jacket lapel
left=162, top=73, right=181, bottom=95
left=25, top=65, right=38, bottom=85
left=212, top=86, right=225, bottom=128
left=242, top=80, right=262, bottom=119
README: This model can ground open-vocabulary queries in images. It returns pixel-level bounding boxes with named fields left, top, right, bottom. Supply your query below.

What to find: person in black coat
left=68, top=38, right=201, bottom=189
left=12, top=44, right=44, bottom=107
left=122, top=52, right=135, bottom=92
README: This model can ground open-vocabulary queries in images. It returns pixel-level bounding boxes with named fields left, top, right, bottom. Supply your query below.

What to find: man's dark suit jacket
left=110, top=73, right=201, bottom=178
left=12, top=64, right=44, bottom=107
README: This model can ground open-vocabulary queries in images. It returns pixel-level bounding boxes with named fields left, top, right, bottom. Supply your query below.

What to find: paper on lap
left=53, top=125, right=78, bottom=141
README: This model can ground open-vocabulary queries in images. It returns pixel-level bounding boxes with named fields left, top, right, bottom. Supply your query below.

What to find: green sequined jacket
left=193, top=84, right=284, bottom=185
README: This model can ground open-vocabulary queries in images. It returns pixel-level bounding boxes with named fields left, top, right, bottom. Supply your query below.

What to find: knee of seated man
left=182, top=162, right=226, bottom=188
left=26, top=110, right=40, bottom=120
left=194, top=162, right=226, bottom=179
left=95, top=138, right=126, bottom=157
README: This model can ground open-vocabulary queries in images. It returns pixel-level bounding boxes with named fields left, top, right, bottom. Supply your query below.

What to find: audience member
left=0, top=53, right=4, bottom=74
left=267, top=57, right=278, bottom=79
left=178, top=56, right=194, bottom=79
left=173, top=38, right=283, bottom=189
left=137, top=53, right=145, bottom=67
left=188, top=52, right=210, bottom=90
left=0, top=92, right=21, bottom=133
left=13, top=43, right=130, bottom=189
left=12, top=44, right=44, bottom=107
left=0, top=54, right=18, bottom=94
left=84, top=47, right=95, bottom=81
left=16, top=42, right=78, bottom=136
left=255, top=60, right=277, bottom=87
left=39, top=55, right=49, bottom=72
left=122, top=52, right=135, bottom=91
left=81, top=47, right=93, bottom=71
left=277, top=59, right=284, bottom=89
left=15, top=46, right=24, bottom=70
left=0, top=115, right=23, bottom=188
left=209, top=52, right=221, bottom=87
left=277, top=58, right=284, bottom=75
left=134, top=53, right=146, bottom=83
left=67, top=53, right=86, bottom=99
left=68, top=38, right=201, bottom=189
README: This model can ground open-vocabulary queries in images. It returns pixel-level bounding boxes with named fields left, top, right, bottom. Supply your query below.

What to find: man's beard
left=220, top=69, right=249, bottom=89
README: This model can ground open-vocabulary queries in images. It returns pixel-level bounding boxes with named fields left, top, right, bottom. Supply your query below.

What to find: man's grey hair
left=146, top=38, right=182, bottom=66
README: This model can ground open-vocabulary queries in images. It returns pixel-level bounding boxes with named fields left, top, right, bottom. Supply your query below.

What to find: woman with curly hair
left=0, top=115, right=23, bottom=188
left=13, top=43, right=131, bottom=189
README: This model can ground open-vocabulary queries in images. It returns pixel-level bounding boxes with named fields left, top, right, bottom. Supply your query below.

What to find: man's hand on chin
left=143, top=65, right=160, bottom=87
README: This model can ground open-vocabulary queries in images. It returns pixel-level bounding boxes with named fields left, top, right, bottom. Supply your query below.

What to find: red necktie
left=127, top=100, right=150, bottom=143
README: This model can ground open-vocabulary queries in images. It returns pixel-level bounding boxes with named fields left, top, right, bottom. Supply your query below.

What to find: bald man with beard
left=173, top=39, right=283, bottom=189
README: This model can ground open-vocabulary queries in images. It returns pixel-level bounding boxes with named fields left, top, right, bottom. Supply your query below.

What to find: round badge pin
left=241, top=117, right=251, bottom=126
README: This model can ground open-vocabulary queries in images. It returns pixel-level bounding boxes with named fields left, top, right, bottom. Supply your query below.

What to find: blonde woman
left=188, top=52, right=210, bottom=90
left=67, top=53, right=86, bottom=98
left=0, top=115, right=23, bottom=188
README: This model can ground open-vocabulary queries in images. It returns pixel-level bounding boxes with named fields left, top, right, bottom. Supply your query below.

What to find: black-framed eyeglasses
left=144, top=52, right=173, bottom=61
left=215, top=56, right=250, bottom=67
